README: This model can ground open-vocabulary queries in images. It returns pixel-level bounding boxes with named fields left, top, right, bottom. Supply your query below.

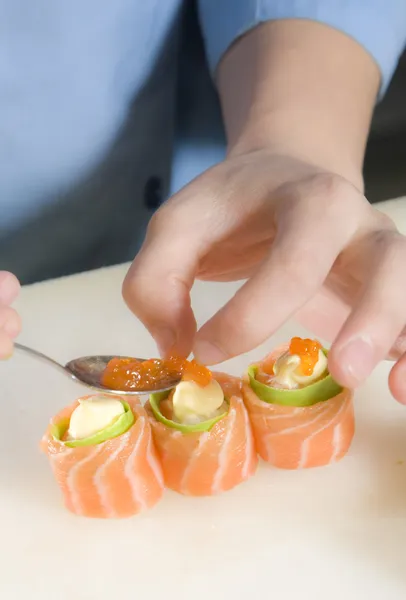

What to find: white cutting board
left=1, top=261, right=406, bottom=600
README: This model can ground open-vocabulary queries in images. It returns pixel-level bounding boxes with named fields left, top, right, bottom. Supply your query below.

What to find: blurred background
left=365, top=50, right=406, bottom=203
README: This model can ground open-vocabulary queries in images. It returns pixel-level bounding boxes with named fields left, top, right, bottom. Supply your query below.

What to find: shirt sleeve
left=197, top=0, right=406, bottom=96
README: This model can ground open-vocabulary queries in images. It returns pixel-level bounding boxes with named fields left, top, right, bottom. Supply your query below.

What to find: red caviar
left=102, top=355, right=212, bottom=391
left=289, top=337, right=322, bottom=376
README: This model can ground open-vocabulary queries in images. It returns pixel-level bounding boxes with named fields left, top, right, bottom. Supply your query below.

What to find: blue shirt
left=200, top=0, right=406, bottom=94
left=1, top=0, right=406, bottom=278
left=176, top=0, right=406, bottom=191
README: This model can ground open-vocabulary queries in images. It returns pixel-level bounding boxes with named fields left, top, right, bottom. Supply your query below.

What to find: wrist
left=226, top=108, right=365, bottom=192
left=218, top=20, right=380, bottom=189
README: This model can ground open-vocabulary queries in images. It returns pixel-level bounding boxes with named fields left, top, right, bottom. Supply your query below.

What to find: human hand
left=123, top=19, right=405, bottom=399
left=0, top=271, right=21, bottom=358
left=123, top=150, right=406, bottom=402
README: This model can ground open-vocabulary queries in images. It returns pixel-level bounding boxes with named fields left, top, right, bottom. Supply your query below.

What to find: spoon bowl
left=14, top=343, right=181, bottom=395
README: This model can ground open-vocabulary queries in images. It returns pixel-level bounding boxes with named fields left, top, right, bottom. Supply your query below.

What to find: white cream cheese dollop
left=172, top=379, right=227, bottom=425
left=67, top=395, right=125, bottom=440
left=270, top=349, right=328, bottom=390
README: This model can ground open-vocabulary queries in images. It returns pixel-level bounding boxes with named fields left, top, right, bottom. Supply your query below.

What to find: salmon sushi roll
left=242, top=337, right=354, bottom=470
left=41, top=394, right=164, bottom=518
left=145, top=368, right=258, bottom=496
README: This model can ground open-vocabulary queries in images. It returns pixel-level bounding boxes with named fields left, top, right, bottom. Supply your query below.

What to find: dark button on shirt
left=144, top=176, right=163, bottom=210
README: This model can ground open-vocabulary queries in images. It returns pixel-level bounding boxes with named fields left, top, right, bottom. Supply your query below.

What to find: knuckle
left=121, top=270, right=149, bottom=314
left=282, top=172, right=347, bottom=209
left=373, top=210, right=397, bottom=232
left=382, top=232, right=406, bottom=264
left=276, top=172, right=364, bottom=234
left=368, top=228, right=402, bottom=254
left=312, top=172, right=347, bottom=199
left=121, top=274, right=134, bottom=309
left=146, top=204, right=174, bottom=236
left=146, top=199, right=201, bottom=239
left=311, top=173, right=358, bottom=219
left=0, top=306, right=16, bottom=325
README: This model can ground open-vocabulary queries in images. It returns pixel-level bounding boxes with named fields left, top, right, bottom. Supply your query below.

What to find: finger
left=329, top=232, right=406, bottom=388
left=193, top=186, right=356, bottom=364
left=388, top=353, right=406, bottom=404
left=0, top=330, right=14, bottom=359
left=196, top=238, right=270, bottom=282
left=296, top=285, right=406, bottom=363
left=294, top=284, right=351, bottom=342
left=122, top=204, right=205, bottom=357
left=0, top=272, right=20, bottom=305
left=387, top=330, right=406, bottom=361
left=0, top=305, right=22, bottom=338
left=295, top=279, right=406, bottom=364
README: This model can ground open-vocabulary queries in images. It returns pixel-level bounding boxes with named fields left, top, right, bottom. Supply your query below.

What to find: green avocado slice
left=248, top=349, right=342, bottom=407
left=52, top=401, right=135, bottom=447
left=149, top=390, right=228, bottom=433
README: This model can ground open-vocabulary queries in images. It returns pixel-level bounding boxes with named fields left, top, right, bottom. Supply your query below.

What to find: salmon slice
left=242, top=347, right=355, bottom=469
left=41, top=396, right=164, bottom=518
left=145, top=372, right=258, bottom=496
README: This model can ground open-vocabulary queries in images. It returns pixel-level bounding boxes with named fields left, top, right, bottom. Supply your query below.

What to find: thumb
left=122, top=205, right=204, bottom=358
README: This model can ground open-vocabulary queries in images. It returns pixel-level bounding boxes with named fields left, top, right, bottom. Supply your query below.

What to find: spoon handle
left=14, top=342, right=70, bottom=377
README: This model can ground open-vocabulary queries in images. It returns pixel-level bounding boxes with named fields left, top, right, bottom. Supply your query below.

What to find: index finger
left=193, top=181, right=358, bottom=364
left=122, top=205, right=204, bottom=358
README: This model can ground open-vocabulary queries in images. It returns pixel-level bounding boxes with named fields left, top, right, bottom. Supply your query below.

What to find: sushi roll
left=242, top=337, right=355, bottom=470
left=145, top=367, right=258, bottom=496
left=41, top=394, right=164, bottom=518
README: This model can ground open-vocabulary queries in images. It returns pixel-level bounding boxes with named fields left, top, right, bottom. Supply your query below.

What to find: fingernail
left=193, top=340, right=227, bottom=365
left=337, top=337, right=375, bottom=386
left=153, top=328, right=176, bottom=358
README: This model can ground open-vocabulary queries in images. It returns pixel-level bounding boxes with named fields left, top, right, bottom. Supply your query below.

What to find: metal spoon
left=14, top=342, right=181, bottom=395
